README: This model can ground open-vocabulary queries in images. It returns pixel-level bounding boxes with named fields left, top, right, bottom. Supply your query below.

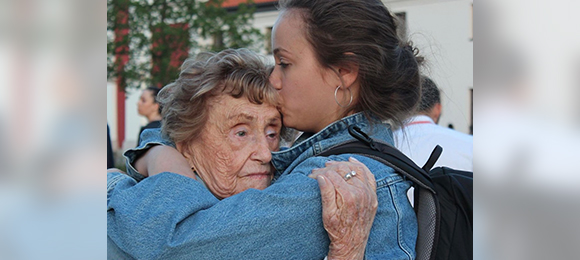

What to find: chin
left=255, top=180, right=272, bottom=190
left=255, top=182, right=271, bottom=190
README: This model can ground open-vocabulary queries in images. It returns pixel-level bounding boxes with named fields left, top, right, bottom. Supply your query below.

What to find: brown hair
left=145, top=86, right=163, bottom=114
left=278, top=0, right=424, bottom=127
left=157, top=48, right=277, bottom=147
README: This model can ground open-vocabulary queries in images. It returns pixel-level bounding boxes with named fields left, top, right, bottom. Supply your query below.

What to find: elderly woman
left=108, top=49, right=377, bottom=259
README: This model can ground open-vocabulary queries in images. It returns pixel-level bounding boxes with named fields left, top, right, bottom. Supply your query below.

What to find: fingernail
left=317, top=175, right=327, bottom=187
left=349, top=157, right=360, bottom=162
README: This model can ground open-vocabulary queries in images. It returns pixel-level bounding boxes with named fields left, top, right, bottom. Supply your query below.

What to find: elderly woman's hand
left=309, top=157, right=378, bottom=260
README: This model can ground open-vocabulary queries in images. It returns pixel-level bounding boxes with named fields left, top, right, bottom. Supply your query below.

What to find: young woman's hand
left=309, top=157, right=378, bottom=260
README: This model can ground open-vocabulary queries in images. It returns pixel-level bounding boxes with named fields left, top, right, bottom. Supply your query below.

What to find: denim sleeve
left=107, top=158, right=331, bottom=260
left=122, top=128, right=175, bottom=182
left=107, top=155, right=417, bottom=260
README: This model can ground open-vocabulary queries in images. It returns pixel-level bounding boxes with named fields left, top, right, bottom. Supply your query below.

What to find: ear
left=153, top=102, right=160, bottom=112
left=176, top=142, right=193, bottom=162
left=335, top=53, right=360, bottom=89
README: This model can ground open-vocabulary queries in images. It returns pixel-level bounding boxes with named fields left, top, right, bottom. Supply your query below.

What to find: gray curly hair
left=157, top=48, right=278, bottom=147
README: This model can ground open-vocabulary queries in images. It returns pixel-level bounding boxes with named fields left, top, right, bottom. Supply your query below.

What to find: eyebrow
left=228, top=113, right=255, bottom=122
left=273, top=47, right=289, bottom=57
left=228, top=113, right=281, bottom=126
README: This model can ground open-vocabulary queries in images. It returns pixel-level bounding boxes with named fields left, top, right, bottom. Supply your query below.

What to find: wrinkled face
left=187, top=94, right=281, bottom=199
left=137, top=89, right=159, bottom=117
left=269, top=10, right=342, bottom=133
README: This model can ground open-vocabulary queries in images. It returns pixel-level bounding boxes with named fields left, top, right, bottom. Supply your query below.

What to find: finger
left=348, top=157, right=376, bottom=190
left=324, top=160, right=353, bottom=175
left=324, top=171, right=361, bottom=225
left=326, top=159, right=366, bottom=181
left=317, top=175, right=339, bottom=225
left=308, top=168, right=323, bottom=179
left=347, top=157, right=369, bottom=181
left=322, top=168, right=372, bottom=214
left=323, top=171, right=357, bottom=206
left=320, top=166, right=366, bottom=191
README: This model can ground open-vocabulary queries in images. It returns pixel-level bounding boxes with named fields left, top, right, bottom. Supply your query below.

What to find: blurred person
left=394, top=76, right=473, bottom=171
left=136, top=86, right=162, bottom=145
left=108, top=48, right=378, bottom=259
left=107, top=124, right=114, bottom=169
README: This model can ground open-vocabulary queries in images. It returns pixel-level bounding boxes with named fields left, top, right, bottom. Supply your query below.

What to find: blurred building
left=107, top=0, right=473, bottom=154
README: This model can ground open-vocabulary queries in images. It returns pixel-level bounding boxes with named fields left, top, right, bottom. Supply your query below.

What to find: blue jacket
left=107, top=112, right=417, bottom=259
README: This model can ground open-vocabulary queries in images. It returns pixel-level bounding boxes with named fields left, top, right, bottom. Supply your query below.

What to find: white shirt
left=393, top=115, right=473, bottom=171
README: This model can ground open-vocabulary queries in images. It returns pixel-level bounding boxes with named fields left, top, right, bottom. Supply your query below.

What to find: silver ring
left=344, top=171, right=357, bottom=180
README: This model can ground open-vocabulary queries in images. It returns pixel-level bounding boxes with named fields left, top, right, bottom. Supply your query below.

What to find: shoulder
left=434, top=126, right=473, bottom=143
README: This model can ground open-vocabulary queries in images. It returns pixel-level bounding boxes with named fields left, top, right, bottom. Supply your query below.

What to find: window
left=394, top=12, right=407, bottom=42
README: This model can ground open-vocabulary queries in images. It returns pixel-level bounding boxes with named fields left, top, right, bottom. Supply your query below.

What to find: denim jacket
left=107, top=112, right=417, bottom=259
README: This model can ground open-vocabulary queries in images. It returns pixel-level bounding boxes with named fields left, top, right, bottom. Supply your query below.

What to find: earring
left=334, top=85, right=353, bottom=108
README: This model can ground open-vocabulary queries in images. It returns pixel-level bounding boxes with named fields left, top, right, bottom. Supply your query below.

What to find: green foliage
left=107, top=0, right=264, bottom=91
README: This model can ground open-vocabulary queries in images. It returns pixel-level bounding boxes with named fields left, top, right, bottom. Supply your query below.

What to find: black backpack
left=318, top=125, right=473, bottom=260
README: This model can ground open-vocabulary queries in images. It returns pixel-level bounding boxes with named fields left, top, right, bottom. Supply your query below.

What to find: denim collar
left=271, top=112, right=384, bottom=176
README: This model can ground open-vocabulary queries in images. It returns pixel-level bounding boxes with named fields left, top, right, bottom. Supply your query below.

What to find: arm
left=108, top=167, right=330, bottom=259
left=123, top=128, right=194, bottom=181
left=111, top=142, right=412, bottom=259
left=133, top=145, right=195, bottom=179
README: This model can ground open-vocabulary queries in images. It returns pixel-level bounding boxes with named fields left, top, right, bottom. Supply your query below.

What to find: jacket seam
left=389, top=183, right=414, bottom=260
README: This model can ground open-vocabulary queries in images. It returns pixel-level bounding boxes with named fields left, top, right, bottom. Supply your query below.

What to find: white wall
left=388, top=0, right=473, bottom=134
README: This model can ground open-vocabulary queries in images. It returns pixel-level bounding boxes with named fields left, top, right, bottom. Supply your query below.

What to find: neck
left=147, top=114, right=162, bottom=122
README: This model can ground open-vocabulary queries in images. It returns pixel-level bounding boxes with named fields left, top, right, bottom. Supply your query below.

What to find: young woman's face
left=269, top=10, right=343, bottom=133
left=137, top=89, right=159, bottom=117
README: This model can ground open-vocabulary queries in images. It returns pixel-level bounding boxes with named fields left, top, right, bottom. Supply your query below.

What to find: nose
left=269, top=69, right=282, bottom=90
left=251, top=136, right=272, bottom=164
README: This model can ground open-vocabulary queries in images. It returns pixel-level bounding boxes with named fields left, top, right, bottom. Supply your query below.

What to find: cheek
left=196, top=139, right=242, bottom=197
left=214, top=150, right=234, bottom=169
left=213, top=149, right=239, bottom=181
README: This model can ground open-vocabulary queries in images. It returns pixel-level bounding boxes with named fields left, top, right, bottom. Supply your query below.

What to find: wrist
left=327, top=241, right=366, bottom=260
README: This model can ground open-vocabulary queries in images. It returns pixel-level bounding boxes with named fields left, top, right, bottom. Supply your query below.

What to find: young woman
left=136, top=86, right=162, bottom=144
left=108, top=0, right=423, bottom=259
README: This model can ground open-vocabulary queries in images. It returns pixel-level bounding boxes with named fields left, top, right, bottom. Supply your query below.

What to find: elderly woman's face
left=188, top=94, right=281, bottom=199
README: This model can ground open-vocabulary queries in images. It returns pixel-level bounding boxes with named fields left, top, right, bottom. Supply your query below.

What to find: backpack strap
left=422, top=145, right=443, bottom=172
left=317, top=126, right=436, bottom=193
